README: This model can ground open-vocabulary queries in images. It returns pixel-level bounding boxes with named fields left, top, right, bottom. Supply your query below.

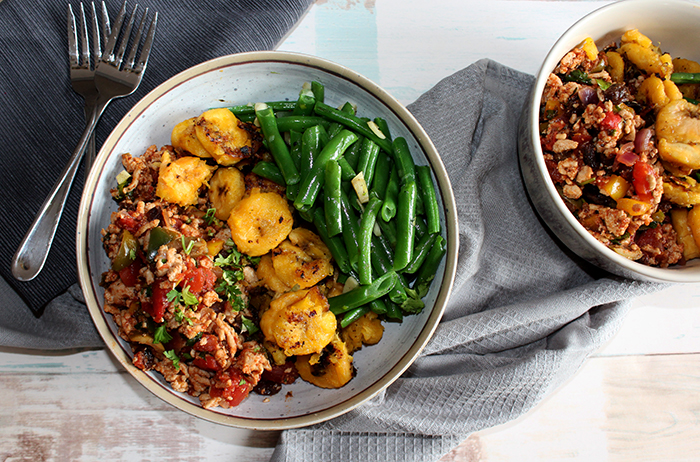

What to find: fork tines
left=102, top=2, right=158, bottom=73
left=67, top=2, right=111, bottom=70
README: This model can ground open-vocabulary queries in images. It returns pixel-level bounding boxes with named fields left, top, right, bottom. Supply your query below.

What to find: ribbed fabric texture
left=269, top=60, right=667, bottom=462
left=0, top=0, right=314, bottom=315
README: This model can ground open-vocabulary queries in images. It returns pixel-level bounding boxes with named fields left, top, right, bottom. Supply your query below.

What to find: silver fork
left=70, top=2, right=111, bottom=179
left=11, top=2, right=158, bottom=282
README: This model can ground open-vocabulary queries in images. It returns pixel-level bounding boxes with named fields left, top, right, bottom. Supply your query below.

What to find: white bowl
left=76, top=51, right=458, bottom=429
left=518, top=0, right=700, bottom=282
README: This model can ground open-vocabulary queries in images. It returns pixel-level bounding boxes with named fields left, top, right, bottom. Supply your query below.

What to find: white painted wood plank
left=0, top=359, right=278, bottom=461
left=440, top=353, right=700, bottom=461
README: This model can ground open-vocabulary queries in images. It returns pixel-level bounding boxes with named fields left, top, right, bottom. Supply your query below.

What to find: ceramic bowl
left=76, top=51, right=458, bottom=429
left=518, top=0, right=700, bottom=282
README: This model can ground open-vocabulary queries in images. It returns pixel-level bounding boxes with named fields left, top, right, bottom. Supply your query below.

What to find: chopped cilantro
left=181, top=285, right=199, bottom=306
left=595, top=79, right=611, bottom=91
left=215, top=248, right=242, bottom=267
left=174, top=307, right=193, bottom=325
left=153, top=325, right=172, bottom=344
left=241, top=316, right=259, bottom=335
left=168, top=286, right=199, bottom=308
left=166, top=288, right=181, bottom=305
left=238, top=378, right=247, bottom=386
left=163, top=350, right=180, bottom=370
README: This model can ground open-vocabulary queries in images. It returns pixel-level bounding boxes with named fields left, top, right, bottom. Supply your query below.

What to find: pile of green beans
left=228, top=81, right=447, bottom=326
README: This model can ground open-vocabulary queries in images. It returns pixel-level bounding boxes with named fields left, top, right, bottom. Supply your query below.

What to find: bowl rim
left=76, top=50, right=459, bottom=429
left=526, top=0, right=700, bottom=283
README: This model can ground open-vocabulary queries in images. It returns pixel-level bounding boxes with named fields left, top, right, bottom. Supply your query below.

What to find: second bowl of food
left=519, top=0, right=700, bottom=282
left=77, top=51, right=458, bottom=429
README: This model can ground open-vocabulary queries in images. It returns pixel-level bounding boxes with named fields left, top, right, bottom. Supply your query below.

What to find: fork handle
left=11, top=100, right=109, bottom=282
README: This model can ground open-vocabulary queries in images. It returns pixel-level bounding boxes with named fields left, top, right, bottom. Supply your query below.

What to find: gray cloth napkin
left=0, top=0, right=314, bottom=316
left=270, top=59, right=667, bottom=462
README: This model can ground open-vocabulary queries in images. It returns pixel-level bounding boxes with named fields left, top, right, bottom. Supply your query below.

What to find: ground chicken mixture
left=101, top=106, right=387, bottom=409
left=540, top=29, right=700, bottom=267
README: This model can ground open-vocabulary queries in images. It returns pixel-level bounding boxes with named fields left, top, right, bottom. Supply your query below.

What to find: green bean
left=358, top=195, right=383, bottom=285
left=415, top=215, right=428, bottom=240
left=343, top=135, right=363, bottom=170
left=392, top=137, right=416, bottom=185
left=299, top=125, right=328, bottom=180
left=293, top=87, right=315, bottom=116
left=369, top=298, right=388, bottom=315
left=339, top=188, right=361, bottom=271
left=413, top=235, right=447, bottom=298
left=370, top=233, right=410, bottom=305
left=326, top=102, right=356, bottom=139
left=255, top=103, right=300, bottom=185
left=251, top=161, right=285, bottom=186
left=228, top=101, right=296, bottom=116
left=340, top=306, right=370, bottom=328
left=376, top=217, right=397, bottom=248
left=670, top=72, right=700, bottom=84
left=381, top=165, right=400, bottom=221
left=275, top=115, right=331, bottom=133
left=384, top=300, right=403, bottom=321
left=235, top=113, right=257, bottom=123
left=314, top=101, right=394, bottom=153
left=288, top=129, right=303, bottom=171
left=313, top=208, right=353, bottom=275
left=337, top=157, right=357, bottom=181
left=294, top=129, right=359, bottom=210
left=371, top=152, right=391, bottom=199
left=324, top=160, right=343, bottom=236
left=416, top=165, right=441, bottom=234
left=328, top=271, right=399, bottom=315
left=311, top=81, right=325, bottom=103
left=356, top=138, right=381, bottom=186
left=286, top=182, right=299, bottom=202
left=373, top=117, right=392, bottom=141
left=393, top=181, right=418, bottom=271
left=403, top=233, right=437, bottom=274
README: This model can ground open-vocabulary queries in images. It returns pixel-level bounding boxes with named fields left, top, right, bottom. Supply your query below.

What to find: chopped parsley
left=215, top=247, right=242, bottom=267
left=174, top=306, right=193, bottom=325
left=167, top=285, right=199, bottom=307
left=153, top=325, right=172, bottom=344
left=163, top=350, right=180, bottom=370
left=241, top=316, right=259, bottom=335
left=213, top=247, right=246, bottom=310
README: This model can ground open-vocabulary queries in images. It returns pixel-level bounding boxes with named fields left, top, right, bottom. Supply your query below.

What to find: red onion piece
left=578, top=86, right=598, bottom=105
left=634, top=128, right=653, bottom=154
left=616, top=146, right=639, bottom=167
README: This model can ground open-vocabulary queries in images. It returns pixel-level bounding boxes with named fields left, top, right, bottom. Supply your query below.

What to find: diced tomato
left=118, top=260, right=141, bottom=287
left=193, top=355, right=222, bottom=372
left=632, top=161, right=655, bottom=202
left=542, top=119, right=567, bottom=151
left=193, top=334, right=220, bottom=353
left=571, top=131, right=593, bottom=144
left=144, top=279, right=169, bottom=323
left=261, top=360, right=299, bottom=385
left=115, top=213, right=140, bottom=234
left=179, top=264, right=217, bottom=295
left=600, top=111, right=622, bottom=132
left=210, top=369, right=253, bottom=407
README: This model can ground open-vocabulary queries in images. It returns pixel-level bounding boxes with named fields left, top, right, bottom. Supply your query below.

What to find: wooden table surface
left=3, top=1, right=700, bottom=461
